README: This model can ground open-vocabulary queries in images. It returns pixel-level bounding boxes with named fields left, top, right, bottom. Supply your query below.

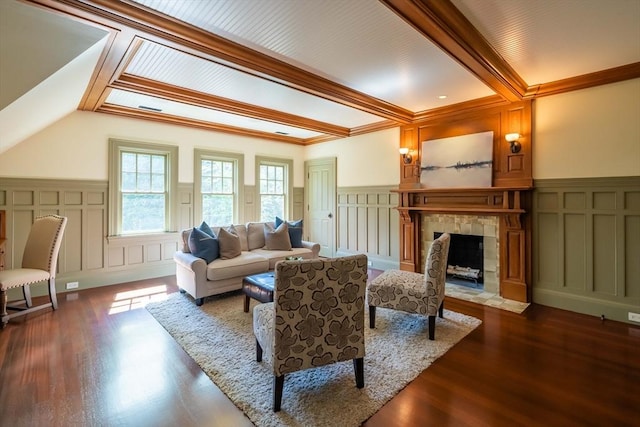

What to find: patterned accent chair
left=366, top=233, right=450, bottom=340
left=252, top=254, right=368, bottom=412
left=0, top=215, right=68, bottom=328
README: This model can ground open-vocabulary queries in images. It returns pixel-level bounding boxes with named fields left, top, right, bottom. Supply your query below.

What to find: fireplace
left=435, top=232, right=484, bottom=288
left=422, top=214, right=499, bottom=294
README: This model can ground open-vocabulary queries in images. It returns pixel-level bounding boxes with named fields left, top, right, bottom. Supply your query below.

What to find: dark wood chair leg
left=369, top=305, right=376, bottom=328
left=428, top=315, right=435, bottom=340
left=256, top=339, right=263, bottom=362
left=273, top=374, right=284, bottom=412
left=438, top=301, right=444, bottom=318
left=49, top=279, right=58, bottom=310
left=244, top=295, right=250, bottom=313
left=23, top=284, right=33, bottom=307
left=353, top=357, right=364, bottom=388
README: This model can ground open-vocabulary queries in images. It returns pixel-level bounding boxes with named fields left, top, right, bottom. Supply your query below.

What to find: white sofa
left=173, top=221, right=320, bottom=305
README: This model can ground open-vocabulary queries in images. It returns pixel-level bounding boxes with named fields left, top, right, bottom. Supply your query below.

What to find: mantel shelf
left=396, top=206, right=525, bottom=214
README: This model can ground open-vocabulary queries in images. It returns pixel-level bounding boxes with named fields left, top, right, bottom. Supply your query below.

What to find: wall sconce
left=505, top=133, right=521, bottom=153
left=399, top=147, right=412, bottom=164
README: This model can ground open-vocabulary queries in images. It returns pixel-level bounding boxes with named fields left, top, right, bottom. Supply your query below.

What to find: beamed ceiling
left=1, top=0, right=639, bottom=150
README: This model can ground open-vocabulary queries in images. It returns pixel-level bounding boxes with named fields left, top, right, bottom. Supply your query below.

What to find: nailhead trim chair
left=252, top=254, right=368, bottom=412
left=366, top=233, right=450, bottom=340
left=0, top=215, right=67, bottom=328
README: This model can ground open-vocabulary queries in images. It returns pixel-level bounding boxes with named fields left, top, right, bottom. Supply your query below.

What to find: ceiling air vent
left=138, top=105, right=162, bottom=112
left=275, top=131, right=289, bottom=135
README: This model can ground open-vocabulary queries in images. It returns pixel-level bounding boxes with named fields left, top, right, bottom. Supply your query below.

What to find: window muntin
left=201, top=158, right=234, bottom=226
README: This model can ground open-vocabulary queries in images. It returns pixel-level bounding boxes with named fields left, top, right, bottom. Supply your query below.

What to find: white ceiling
left=0, top=0, right=639, bottom=152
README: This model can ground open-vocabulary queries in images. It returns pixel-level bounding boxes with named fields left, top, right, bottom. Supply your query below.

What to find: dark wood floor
left=1, top=274, right=638, bottom=427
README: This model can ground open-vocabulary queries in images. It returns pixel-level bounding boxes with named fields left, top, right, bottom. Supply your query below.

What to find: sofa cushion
left=233, top=224, right=249, bottom=251
left=247, top=222, right=266, bottom=250
left=264, top=222, right=292, bottom=251
left=275, top=217, right=303, bottom=248
left=251, top=247, right=314, bottom=270
left=188, top=227, right=219, bottom=263
left=205, top=252, right=269, bottom=281
left=218, top=226, right=242, bottom=259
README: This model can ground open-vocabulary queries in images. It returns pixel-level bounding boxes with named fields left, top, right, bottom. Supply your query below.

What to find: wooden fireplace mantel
left=393, top=186, right=532, bottom=303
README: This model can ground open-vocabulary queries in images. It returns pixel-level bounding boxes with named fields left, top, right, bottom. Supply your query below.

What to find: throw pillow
left=264, top=222, right=292, bottom=251
left=275, top=216, right=304, bottom=248
left=188, top=226, right=219, bottom=263
left=198, top=221, right=215, bottom=237
left=218, top=226, right=242, bottom=259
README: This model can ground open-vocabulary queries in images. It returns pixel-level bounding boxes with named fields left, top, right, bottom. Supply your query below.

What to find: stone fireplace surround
left=422, top=214, right=499, bottom=294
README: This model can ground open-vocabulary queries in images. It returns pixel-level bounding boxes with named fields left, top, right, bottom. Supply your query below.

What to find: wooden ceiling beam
left=113, top=75, right=351, bottom=137
left=40, top=0, right=414, bottom=124
left=380, top=0, right=528, bottom=102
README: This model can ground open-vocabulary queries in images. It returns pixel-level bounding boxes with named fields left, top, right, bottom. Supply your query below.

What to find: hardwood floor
left=1, top=274, right=638, bottom=427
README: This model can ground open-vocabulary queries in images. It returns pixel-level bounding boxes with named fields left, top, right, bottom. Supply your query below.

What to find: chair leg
left=0, top=289, right=7, bottom=329
left=369, top=305, right=376, bottom=328
left=256, top=339, right=263, bottom=362
left=273, top=374, right=284, bottom=412
left=438, top=301, right=444, bottom=318
left=244, top=295, right=250, bottom=313
left=48, top=279, right=58, bottom=310
left=23, top=285, right=33, bottom=307
left=428, top=315, right=436, bottom=340
left=353, top=357, right=364, bottom=388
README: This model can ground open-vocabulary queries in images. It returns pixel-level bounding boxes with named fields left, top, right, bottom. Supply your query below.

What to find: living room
left=0, top=1, right=639, bottom=426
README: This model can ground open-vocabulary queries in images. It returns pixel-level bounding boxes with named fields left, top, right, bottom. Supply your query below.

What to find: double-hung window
left=109, top=139, right=178, bottom=236
left=256, top=156, right=293, bottom=222
left=195, top=150, right=244, bottom=227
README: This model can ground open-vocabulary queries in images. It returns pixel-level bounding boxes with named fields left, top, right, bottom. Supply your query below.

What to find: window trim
left=194, top=149, right=244, bottom=226
left=108, top=138, right=178, bottom=237
left=255, top=155, right=293, bottom=221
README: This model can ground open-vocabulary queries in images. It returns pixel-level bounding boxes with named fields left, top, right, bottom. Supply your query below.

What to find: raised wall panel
left=164, top=241, right=178, bottom=260
left=593, top=214, right=616, bottom=295
left=87, top=192, right=104, bottom=205
left=626, top=216, right=640, bottom=298
left=128, top=245, right=144, bottom=264
left=625, top=191, right=640, bottom=210
left=87, top=209, right=105, bottom=270
left=108, top=247, right=125, bottom=267
left=536, top=212, right=559, bottom=287
left=13, top=191, right=33, bottom=205
left=146, top=243, right=161, bottom=262
left=64, top=209, right=83, bottom=272
left=39, top=191, right=59, bottom=205
left=564, top=213, right=586, bottom=290
left=65, top=191, right=83, bottom=205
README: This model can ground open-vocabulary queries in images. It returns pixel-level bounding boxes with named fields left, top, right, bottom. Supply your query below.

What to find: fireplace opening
left=434, top=232, right=484, bottom=288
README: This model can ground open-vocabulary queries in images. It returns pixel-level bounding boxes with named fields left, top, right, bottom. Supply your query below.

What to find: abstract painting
left=420, top=131, right=494, bottom=188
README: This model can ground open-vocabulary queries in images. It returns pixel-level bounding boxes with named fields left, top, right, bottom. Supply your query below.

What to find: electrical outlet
left=629, top=312, right=640, bottom=323
left=66, top=281, right=79, bottom=290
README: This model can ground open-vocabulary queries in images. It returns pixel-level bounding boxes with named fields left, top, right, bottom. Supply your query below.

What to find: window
left=256, top=156, right=293, bottom=222
left=109, top=139, right=178, bottom=236
left=195, top=150, right=244, bottom=226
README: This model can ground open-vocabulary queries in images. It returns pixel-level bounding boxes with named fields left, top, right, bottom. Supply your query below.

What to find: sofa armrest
left=174, top=251, right=207, bottom=277
left=300, top=240, right=321, bottom=258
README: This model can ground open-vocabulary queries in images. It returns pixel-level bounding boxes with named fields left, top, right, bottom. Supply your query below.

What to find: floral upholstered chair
left=366, top=233, right=450, bottom=340
left=252, top=254, right=368, bottom=412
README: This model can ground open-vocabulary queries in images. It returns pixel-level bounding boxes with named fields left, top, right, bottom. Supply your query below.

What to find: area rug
left=146, top=292, right=481, bottom=427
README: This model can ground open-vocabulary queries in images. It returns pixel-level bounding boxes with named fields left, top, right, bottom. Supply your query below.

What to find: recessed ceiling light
left=438, top=95, right=447, bottom=99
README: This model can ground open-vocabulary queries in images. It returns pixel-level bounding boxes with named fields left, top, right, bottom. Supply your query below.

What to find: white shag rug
left=146, top=292, right=481, bottom=427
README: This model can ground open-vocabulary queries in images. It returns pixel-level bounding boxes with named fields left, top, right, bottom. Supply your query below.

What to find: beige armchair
left=366, top=232, right=450, bottom=340
left=252, top=254, right=368, bottom=412
left=0, top=215, right=67, bottom=328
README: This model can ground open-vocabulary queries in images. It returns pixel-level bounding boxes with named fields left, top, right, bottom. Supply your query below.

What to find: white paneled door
left=305, top=158, right=336, bottom=257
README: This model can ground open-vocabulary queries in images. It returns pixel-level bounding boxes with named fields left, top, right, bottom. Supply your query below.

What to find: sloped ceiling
left=0, top=0, right=638, bottom=154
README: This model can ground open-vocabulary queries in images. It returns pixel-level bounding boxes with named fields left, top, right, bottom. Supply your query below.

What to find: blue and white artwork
left=420, top=131, right=494, bottom=188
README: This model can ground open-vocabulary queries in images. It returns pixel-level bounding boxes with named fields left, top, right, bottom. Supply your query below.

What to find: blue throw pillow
left=275, top=217, right=303, bottom=248
left=198, top=221, right=215, bottom=237
left=188, top=226, right=219, bottom=263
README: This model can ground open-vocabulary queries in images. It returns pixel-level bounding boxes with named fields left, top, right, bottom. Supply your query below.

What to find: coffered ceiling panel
left=131, top=0, right=496, bottom=111
left=124, top=41, right=384, bottom=128
left=452, top=0, right=640, bottom=84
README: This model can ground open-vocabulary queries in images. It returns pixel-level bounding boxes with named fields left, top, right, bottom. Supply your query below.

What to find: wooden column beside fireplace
left=393, top=187, right=531, bottom=303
